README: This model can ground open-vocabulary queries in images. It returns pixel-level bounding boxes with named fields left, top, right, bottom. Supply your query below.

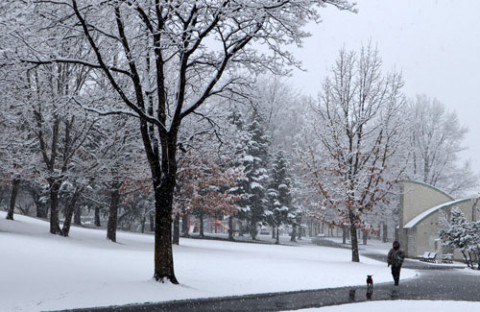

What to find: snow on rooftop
left=404, top=197, right=477, bottom=229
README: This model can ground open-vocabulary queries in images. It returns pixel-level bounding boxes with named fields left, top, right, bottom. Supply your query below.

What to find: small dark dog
left=366, top=275, right=373, bottom=299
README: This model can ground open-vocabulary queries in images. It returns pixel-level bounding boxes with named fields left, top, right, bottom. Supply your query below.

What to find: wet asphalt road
left=53, top=256, right=480, bottom=312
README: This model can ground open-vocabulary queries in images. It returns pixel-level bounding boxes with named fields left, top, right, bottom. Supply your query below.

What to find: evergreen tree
left=440, top=208, right=472, bottom=266
left=231, top=112, right=270, bottom=240
left=440, top=207, right=480, bottom=269
left=266, top=151, right=292, bottom=244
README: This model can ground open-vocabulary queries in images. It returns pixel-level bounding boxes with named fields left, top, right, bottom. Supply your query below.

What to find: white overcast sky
left=290, top=0, right=480, bottom=175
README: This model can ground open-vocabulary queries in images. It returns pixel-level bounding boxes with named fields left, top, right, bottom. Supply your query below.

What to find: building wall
left=401, top=181, right=453, bottom=226
left=406, top=209, right=443, bottom=257
left=400, top=181, right=453, bottom=257
left=410, top=199, right=477, bottom=258
left=400, top=180, right=479, bottom=259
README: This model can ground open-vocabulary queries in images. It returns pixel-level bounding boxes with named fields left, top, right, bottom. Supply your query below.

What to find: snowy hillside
left=0, top=212, right=416, bottom=312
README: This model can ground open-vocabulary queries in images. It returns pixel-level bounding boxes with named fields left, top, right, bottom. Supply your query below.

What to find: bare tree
left=303, top=46, right=408, bottom=262
left=407, top=95, right=478, bottom=196
left=0, top=102, right=27, bottom=221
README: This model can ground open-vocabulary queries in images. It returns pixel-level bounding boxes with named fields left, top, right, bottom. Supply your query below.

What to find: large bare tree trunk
left=6, top=177, right=21, bottom=220
left=49, top=179, right=62, bottom=235
left=94, top=206, right=101, bottom=227
left=349, top=211, right=360, bottom=262
left=382, top=223, right=388, bottom=242
left=250, top=220, right=258, bottom=240
left=140, top=213, right=146, bottom=234
left=199, top=209, right=205, bottom=238
left=182, top=214, right=189, bottom=237
left=62, top=189, right=81, bottom=236
left=153, top=170, right=178, bottom=283
left=149, top=133, right=178, bottom=284
left=107, top=180, right=121, bottom=242
left=33, top=188, right=48, bottom=219
left=73, top=205, right=82, bottom=226
left=290, top=223, right=297, bottom=242
left=228, top=216, right=234, bottom=240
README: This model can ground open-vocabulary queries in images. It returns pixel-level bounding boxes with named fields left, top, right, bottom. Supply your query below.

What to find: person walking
left=387, top=240, right=405, bottom=286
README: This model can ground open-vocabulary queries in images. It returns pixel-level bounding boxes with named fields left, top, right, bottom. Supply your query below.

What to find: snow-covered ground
left=0, top=211, right=451, bottom=312
left=290, top=301, right=480, bottom=312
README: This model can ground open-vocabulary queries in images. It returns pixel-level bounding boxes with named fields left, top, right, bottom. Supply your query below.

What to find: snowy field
left=0, top=211, right=420, bottom=312
left=291, top=301, right=480, bottom=312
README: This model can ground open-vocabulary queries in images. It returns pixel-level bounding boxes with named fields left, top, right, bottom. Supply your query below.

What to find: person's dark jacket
left=387, top=241, right=405, bottom=267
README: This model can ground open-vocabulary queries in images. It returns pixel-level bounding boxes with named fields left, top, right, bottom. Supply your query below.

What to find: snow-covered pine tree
left=466, top=221, right=480, bottom=269
left=231, top=112, right=270, bottom=240
left=266, top=151, right=292, bottom=244
left=439, top=207, right=474, bottom=267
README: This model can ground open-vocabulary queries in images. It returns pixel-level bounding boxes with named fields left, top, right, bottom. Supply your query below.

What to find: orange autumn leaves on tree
left=176, top=155, right=241, bottom=218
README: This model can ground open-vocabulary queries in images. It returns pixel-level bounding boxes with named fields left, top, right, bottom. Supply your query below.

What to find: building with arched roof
left=399, top=181, right=479, bottom=259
